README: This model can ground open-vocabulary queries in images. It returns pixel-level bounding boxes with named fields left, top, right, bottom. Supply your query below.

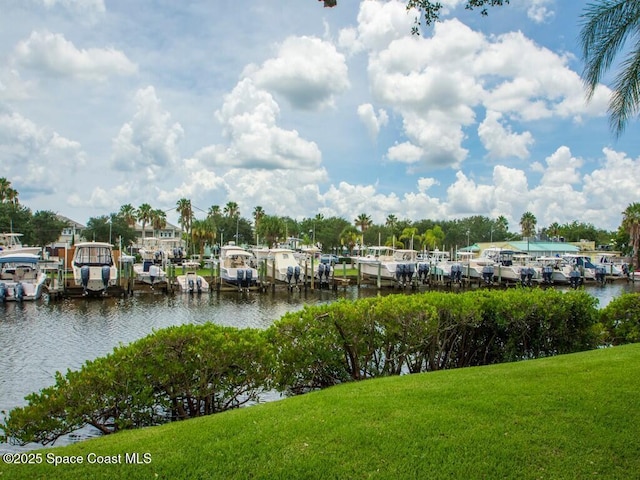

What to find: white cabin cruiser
left=0, top=233, right=41, bottom=257
left=356, top=246, right=418, bottom=286
left=219, top=243, right=258, bottom=289
left=252, top=248, right=303, bottom=288
left=0, top=253, right=47, bottom=301
left=72, top=242, right=118, bottom=295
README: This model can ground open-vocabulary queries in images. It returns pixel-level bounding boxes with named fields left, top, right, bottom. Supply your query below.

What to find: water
left=1, top=281, right=638, bottom=452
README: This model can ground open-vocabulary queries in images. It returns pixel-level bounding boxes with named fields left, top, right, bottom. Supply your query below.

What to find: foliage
left=83, top=214, right=137, bottom=247
left=267, top=289, right=600, bottom=395
left=580, top=0, right=640, bottom=136
left=407, top=0, right=509, bottom=33
left=599, top=292, right=640, bottom=345
left=28, top=211, right=68, bottom=247
left=1, top=323, right=273, bottom=446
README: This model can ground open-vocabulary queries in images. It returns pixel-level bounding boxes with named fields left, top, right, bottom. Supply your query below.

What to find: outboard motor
left=451, top=264, right=462, bottom=284
left=395, top=263, right=405, bottom=283
left=245, top=269, right=253, bottom=286
left=101, top=265, right=111, bottom=294
left=417, top=263, right=428, bottom=282
left=406, top=263, right=415, bottom=284
left=294, top=266, right=301, bottom=284
left=482, top=265, right=494, bottom=285
left=595, top=265, right=606, bottom=284
left=542, top=265, right=553, bottom=284
left=188, top=277, right=195, bottom=293
left=520, top=267, right=534, bottom=287
left=14, top=282, right=25, bottom=301
left=80, top=265, right=90, bottom=295
left=569, top=268, right=581, bottom=289
left=196, top=277, right=203, bottom=293
left=286, top=266, right=294, bottom=284
left=318, top=263, right=325, bottom=281
left=0, top=282, right=7, bottom=302
left=237, top=269, right=245, bottom=287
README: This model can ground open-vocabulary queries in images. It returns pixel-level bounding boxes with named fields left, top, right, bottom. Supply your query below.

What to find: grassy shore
left=2, top=344, right=638, bottom=479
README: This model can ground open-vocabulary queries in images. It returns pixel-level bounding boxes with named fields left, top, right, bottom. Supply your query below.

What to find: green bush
left=599, top=293, right=640, bottom=345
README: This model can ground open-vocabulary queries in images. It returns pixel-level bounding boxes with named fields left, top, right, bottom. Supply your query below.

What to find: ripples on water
left=1, top=282, right=639, bottom=452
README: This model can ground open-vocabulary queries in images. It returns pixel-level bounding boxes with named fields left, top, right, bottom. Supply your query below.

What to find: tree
left=520, top=211, right=537, bottom=239
left=191, top=218, right=216, bottom=258
left=256, top=215, right=285, bottom=248
left=622, top=202, right=640, bottom=268
left=118, top=204, right=138, bottom=227
left=207, top=205, right=221, bottom=219
left=176, top=198, right=193, bottom=235
left=580, top=0, right=640, bottom=136
left=354, top=213, right=372, bottom=234
left=224, top=201, right=240, bottom=218
left=83, top=214, right=137, bottom=247
left=137, top=203, right=153, bottom=241
left=339, top=225, right=360, bottom=255
left=150, top=209, right=167, bottom=236
left=29, top=211, right=67, bottom=248
left=0, top=177, right=19, bottom=205
left=400, top=227, right=418, bottom=250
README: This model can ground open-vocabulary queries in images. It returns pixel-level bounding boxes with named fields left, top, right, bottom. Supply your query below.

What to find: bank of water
left=1, top=282, right=638, bottom=452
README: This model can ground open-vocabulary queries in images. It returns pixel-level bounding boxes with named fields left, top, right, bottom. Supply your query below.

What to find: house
left=134, top=221, right=183, bottom=248
left=54, top=215, right=86, bottom=248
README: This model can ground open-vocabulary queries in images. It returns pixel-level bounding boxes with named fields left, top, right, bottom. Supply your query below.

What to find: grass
left=2, top=344, right=639, bottom=479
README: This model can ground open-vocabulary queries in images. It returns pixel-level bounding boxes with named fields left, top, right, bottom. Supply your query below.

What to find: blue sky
left=1, top=0, right=638, bottom=232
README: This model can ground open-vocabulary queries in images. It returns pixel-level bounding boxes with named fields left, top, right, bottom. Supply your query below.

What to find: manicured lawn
left=2, top=344, right=638, bottom=479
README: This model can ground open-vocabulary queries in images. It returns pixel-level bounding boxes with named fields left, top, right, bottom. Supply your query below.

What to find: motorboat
left=0, top=233, right=41, bottom=257
left=252, top=247, right=303, bottom=288
left=593, top=253, right=625, bottom=278
left=561, top=254, right=597, bottom=282
left=355, top=246, right=418, bottom=286
left=219, top=243, right=258, bottom=289
left=176, top=265, right=209, bottom=293
left=71, top=242, right=118, bottom=295
left=133, top=247, right=167, bottom=288
left=475, top=247, right=523, bottom=284
left=0, top=253, right=47, bottom=301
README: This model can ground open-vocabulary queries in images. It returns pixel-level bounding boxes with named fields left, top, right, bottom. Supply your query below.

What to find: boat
left=0, top=233, right=41, bottom=257
left=0, top=253, right=47, bottom=301
left=355, top=246, right=418, bottom=286
left=252, top=247, right=304, bottom=288
left=593, top=253, right=625, bottom=278
left=71, top=242, right=118, bottom=295
left=176, top=264, right=209, bottom=293
left=219, top=243, right=258, bottom=289
left=132, top=247, right=167, bottom=288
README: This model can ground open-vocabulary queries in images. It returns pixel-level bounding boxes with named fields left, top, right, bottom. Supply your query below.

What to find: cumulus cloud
left=210, top=78, right=322, bottom=170
left=0, top=111, right=85, bottom=193
left=357, top=103, right=388, bottom=140
left=250, top=36, right=349, bottom=111
left=478, top=110, right=534, bottom=160
left=14, top=30, right=137, bottom=81
left=110, top=86, right=184, bottom=177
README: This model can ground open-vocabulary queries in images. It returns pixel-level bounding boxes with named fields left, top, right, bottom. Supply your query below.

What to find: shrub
left=599, top=293, right=640, bottom=345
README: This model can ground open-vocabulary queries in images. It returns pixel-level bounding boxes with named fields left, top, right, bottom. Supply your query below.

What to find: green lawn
left=3, top=344, right=638, bottom=479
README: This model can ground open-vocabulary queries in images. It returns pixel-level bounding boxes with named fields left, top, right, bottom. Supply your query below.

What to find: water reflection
left=1, top=281, right=639, bottom=452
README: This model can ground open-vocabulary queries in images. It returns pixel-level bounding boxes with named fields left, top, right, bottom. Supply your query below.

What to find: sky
left=1, top=0, right=638, bottom=233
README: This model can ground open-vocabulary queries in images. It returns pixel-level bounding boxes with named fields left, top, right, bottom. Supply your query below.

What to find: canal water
left=1, top=281, right=639, bottom=452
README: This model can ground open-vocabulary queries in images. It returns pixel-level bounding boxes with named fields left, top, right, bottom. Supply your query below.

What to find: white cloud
left=14, top=30, right=137, bottom=81
left=110, top=86, right=184, bottom=177
left=478, top=110, right=534, bottom=160
left=211, top=78, right=322, bottom=170
left=357, top=103, right=388, bottom=140
left=250, top=36, right=350, bottom=111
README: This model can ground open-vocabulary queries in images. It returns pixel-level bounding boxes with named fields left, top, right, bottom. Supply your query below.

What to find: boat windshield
left=74, top=246, right=113, bottom=266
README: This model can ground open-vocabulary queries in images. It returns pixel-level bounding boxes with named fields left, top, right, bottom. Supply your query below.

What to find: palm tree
left=191, top=218, right=216, bottom=258
left=339, top=225, right=360, bottom=255
left=150, top=209, right=167, bottom=236
left=137, top=203, right=153, bottom=242
left=207, top=205, right=221, bottom=219
left=400, top=227, right=418, bottom=250
left=622, top=202, right=640, bottom=268
left=0, top=177, right=19, bottom=204
left=519, top=211, right=537, bottom=239
left=224, top=201, right=240, bottom=218
left=256, top=215, right=285, bottom=248
left=118, top=204, right=138, bottom=227
left=354, top=213, right=372, bottom=233
left=176, top=198, right=193, bottom=234
left=580, top=0, right=640, bottom=136
left=253, top=206, right=265, bottom=244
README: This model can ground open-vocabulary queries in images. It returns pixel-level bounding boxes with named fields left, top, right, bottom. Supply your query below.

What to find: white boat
left=0, top=253, right=47, bottom=301
left=536, top=256, right=570, bottom=284
left=561, top=254, right=597, bottom=282
left=475, top=247, right=523, bottom=284
left=72, top=242, right=118, bottom=295
left=253, top=248, right=303, bottom=287
left=219, top=243, right=258, bottom=288
left=176, top=266, right=209, bottom=293
left=593, top=253, right=625, bottom=278
left=0, top=233, right=41, bottom=257
left=132, top=245, right=167, bottom=287
left=355, top=246, right=418, bottom=286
